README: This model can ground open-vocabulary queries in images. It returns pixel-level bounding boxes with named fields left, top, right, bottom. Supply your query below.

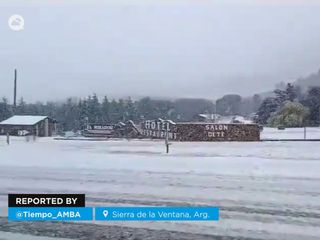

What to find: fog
left=1, top=0, right=320, bottom=102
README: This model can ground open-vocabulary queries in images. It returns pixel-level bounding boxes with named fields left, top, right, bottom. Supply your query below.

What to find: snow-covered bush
left=268, top=101, right=310, bottom=128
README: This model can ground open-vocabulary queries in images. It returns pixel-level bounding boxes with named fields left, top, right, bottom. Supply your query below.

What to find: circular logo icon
left=8, top=15, right=25, bottom=31
left=16, top=211, right=23, bottom=219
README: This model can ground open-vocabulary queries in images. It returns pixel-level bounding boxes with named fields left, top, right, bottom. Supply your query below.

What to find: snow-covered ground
left=262, top=127, right=320, bottom=139
left=0, top=128, right=320, bottom=239
left=0, top=231, right=71, bottom=240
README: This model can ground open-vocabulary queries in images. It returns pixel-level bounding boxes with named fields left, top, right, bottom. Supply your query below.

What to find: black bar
left=8, top=194, right=85, bottom=207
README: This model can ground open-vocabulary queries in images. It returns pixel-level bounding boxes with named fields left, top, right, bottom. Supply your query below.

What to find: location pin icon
left=103, top=210, right=109, bottom=218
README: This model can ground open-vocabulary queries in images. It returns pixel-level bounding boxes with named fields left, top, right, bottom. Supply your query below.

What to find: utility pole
left=13, top=69, right=17, bottom=112
left=319, top=106, right=320, bottom=127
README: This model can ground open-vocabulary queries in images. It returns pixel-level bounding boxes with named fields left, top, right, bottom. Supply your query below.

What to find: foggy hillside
left=295, top=69, right=320, bottom=90
left=255, top=68, right=320, bottom=99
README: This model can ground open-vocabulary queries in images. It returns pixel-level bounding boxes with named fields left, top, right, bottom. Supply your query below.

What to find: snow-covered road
left=0, top=128, right=320, bottom=239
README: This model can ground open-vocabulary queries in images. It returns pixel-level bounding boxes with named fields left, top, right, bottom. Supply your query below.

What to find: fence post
left=319, top=106, right=320, bottom=127
left=163, top=120, right=171, bottom=154
left=6, top=132, right=10, bottom=145
left=165, top=130, right=169, bottom=154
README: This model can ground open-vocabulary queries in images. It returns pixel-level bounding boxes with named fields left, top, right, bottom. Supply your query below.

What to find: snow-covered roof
left=0, top=115, right=50, bottom=126
left=197, top=114, right=254, bottom=124
left=198, top=114, right=221, bottom=120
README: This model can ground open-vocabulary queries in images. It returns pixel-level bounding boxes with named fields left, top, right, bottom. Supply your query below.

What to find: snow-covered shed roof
left=197, top=114, right=253, bottom=124
left=0, top=115, right=52, bottom=126
left=198, top=114, right=221, bottom=120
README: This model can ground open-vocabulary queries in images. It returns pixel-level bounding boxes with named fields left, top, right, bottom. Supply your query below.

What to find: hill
left=295, top=69, right=320, bottom=91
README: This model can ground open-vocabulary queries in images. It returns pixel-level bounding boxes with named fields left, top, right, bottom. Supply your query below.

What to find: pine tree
left=0, top=97, right=13, bottom=121
left=78, top=99, right=89, bottom=129
left=118, top=99, right=125, bottom=121
left=274, top=89, right=287, bottom=106
left=255, top=97, right=278, bottom=124
left=252, top=94, right=262, bottom=112
left=101, top=96, right=110, bottom=123
left=16, top=97, right=27, bottom=115
left=274, top=83, right=298, bottom=106
left=109, top=99, right=121, bottom=123
left=137, top=97, right=155, bottom=120
left=301, top=87, right=320, bottom=126
left=286, top=83, right=297, bottom=102
left=87, top=94, right=101, bottom=124
left=124, top=97, right=137, bottom=121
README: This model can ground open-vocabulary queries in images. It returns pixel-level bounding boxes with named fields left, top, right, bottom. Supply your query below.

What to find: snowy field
left=0, top=128, right=320, bottom=239
left=262, top=127, right=320, bottom=140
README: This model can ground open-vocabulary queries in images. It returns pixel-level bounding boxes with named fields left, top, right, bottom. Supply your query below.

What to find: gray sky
left=1, top=0, right=320, bottom=102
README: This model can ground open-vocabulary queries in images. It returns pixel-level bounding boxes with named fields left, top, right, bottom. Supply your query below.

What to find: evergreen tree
left=274, top=89, right=287, bottom=106
left=56, top=98, right=79, bottom=131
left=274, top=83, right=299, bottom=106
left=137, top=97, right=155, bottom=120
left=101, top=96, right=110, bottom=123
left=44, top=102, right=57, bottom=119
left=78, top=99, right=89, bottom=129
left=286, top=83, right=298, bottom=102
left=16, top=97, right=27, bottom=115
left=255, top=97, right=278, bottom=124
left=118, top=99, right=126, bottom=121
left=0, top=97, right=13, bottom=121
left=87, top=94, right=101, bottom=123
left=124, top=97, right=137, bottom=121
left=301, top=87, right=320, bottom=126
left=109, top=99, right=121, bottom=123
left=252, top=94, right=262, bottom=112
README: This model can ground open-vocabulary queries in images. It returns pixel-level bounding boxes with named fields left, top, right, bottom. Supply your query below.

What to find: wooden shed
left=0, top=115, right=57, bottom=137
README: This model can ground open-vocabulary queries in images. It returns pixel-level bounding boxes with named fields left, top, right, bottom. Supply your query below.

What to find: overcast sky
left=1, top=0, right=320, bottom=102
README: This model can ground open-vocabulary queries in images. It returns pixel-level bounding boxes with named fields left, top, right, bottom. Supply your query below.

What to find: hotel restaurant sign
left=141, top=120, right=260, bottom=141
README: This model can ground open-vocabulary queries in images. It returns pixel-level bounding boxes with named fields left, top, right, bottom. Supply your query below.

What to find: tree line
left=255, top=84, right=320, bottom=127
left=0, top=95, right=215, bottom=131
left=1, top=85, right=319, bottom=131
